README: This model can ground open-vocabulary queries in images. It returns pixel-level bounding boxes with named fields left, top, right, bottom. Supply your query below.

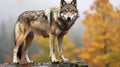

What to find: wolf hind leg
left=24, top=31, right=34, bottom=63
left=13, top=23, right=31, bottom=63
left=13, top=45, right=20, bottom=63
left=13, top=33, right=27, bottom=63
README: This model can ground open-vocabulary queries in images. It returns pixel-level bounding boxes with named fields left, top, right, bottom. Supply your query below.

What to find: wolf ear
left=61, top=0, right=66, bottom=7
left=71, top=0, right=77, bottom=7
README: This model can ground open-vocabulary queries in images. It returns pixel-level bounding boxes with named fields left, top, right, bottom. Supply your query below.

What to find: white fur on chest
left=55, top=28, right=62, bottom=35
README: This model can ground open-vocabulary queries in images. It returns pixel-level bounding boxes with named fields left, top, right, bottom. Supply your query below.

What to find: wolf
left=13, top=0, right=79, bottom=63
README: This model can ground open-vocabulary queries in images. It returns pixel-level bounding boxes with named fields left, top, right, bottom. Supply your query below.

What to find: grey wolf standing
left=13, top=0, right=79, bottom=63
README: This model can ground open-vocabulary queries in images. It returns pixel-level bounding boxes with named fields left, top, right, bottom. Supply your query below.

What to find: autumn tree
left=76, top=0, right=120, bottom=67
left=32, top=35, right=77, bottom=62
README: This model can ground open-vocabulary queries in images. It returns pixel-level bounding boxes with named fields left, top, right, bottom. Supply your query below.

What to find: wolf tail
left=17, top=43, right=24, bottom=59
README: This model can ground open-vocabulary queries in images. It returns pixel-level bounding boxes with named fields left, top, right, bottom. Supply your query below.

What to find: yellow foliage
left=80, top=53, right=90, bottom=60
left=76, top=0, right=120, bottom=67
left=87, top=47, right=95, bottom=52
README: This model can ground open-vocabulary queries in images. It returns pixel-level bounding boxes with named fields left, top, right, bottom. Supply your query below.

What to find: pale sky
left=0, top=0, right=119, bottom=21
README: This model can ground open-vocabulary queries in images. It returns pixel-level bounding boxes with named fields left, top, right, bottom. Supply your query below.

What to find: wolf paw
left=52, top=58, right=59, bottom=63
left=51, top=54, right=59, bottom=63
left=27, top=61, right=34, bottom=64
left=52, top=60, right=59, bottom=63
left=13, top=61, right=19, bottom=64
left=62, top=58, right=69, bottom=62
left=60, top=55, right=69, bottom=62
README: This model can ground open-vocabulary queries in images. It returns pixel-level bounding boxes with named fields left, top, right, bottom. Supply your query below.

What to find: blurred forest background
left=0, top=0, right=120, bottom=67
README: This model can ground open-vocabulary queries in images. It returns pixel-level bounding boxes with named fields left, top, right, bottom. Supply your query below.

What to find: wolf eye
left=65, top=10, right=69, bottom=12
left=72, top=12, right=75, bottom=14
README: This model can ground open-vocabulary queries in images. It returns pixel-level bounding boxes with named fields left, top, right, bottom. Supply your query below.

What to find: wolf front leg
left=49, top=34, right=58, bottom=63
left=57, top=35, right=69, bottom=62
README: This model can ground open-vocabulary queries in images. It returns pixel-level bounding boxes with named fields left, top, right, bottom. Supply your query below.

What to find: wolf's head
left=60, top=0, right=79, bottom=21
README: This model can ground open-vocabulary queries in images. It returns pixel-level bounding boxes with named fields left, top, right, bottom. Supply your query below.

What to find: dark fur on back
left=17, top=10, right=50, bottom=37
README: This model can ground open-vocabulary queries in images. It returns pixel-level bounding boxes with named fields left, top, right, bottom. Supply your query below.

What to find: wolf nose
left=67, top=17, right=71, bottom=21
